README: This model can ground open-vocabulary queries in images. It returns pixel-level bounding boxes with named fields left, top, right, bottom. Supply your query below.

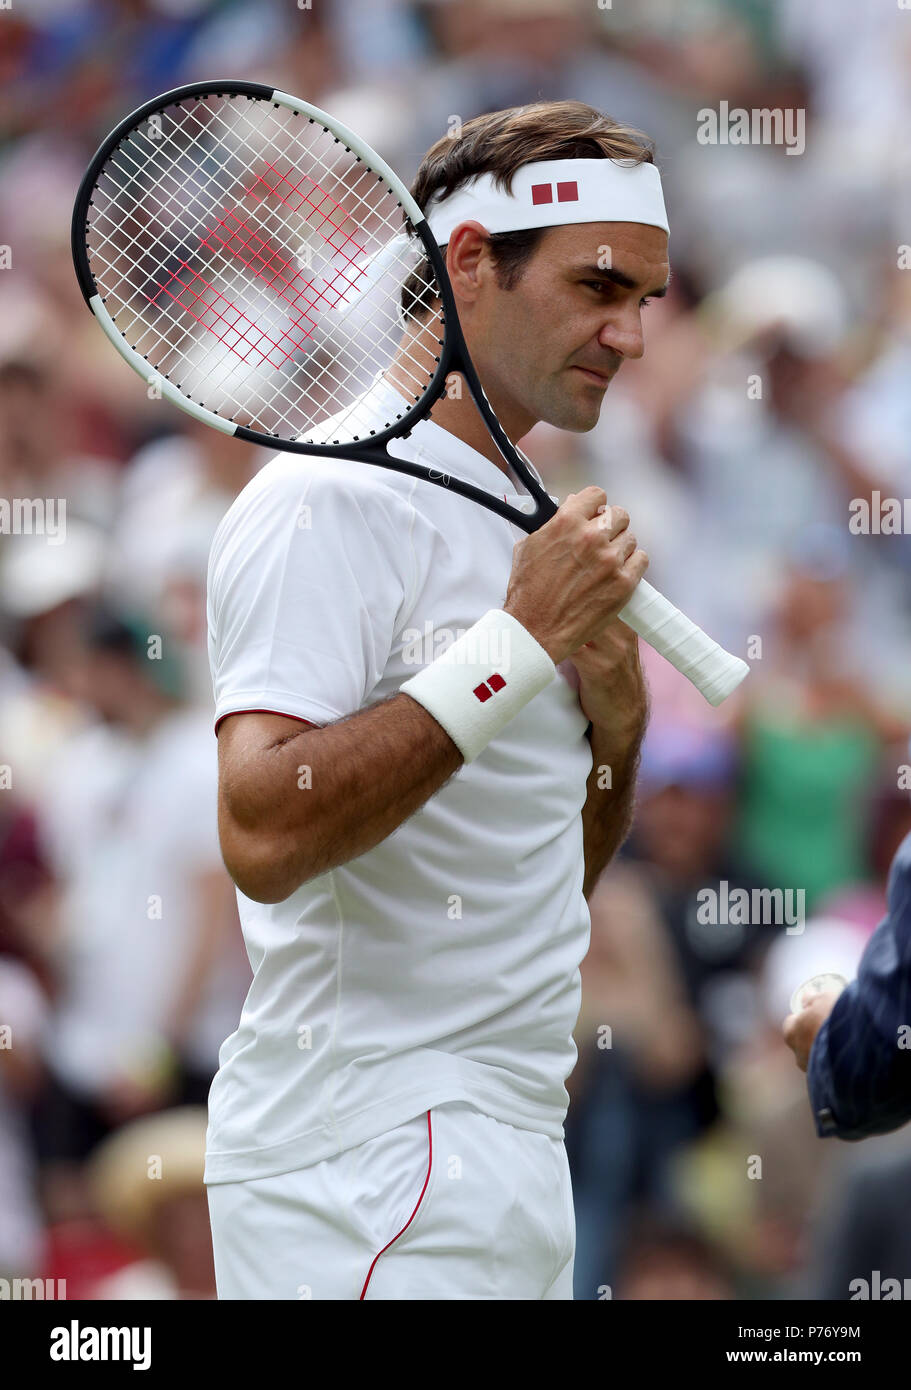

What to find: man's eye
left=583, top=282, right=654, bottom=308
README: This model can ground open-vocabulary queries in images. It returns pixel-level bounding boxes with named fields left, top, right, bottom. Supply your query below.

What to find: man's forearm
left=581, top=716, right=645, bottom=899
left=219, top=693, right=463, bottom=901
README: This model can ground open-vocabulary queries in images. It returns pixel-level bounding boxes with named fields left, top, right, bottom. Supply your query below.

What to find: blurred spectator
left=806, top=1137, right=911, bottom=1300
left=626, top=720, right=769, bottom=1070
left=85, top=1107, right=215, bottom=1300
left=0, top=360, right=119, bottom=529
left=731, top=544, right=906, bottom=912
left=29, top=602, right=248, bottom=1218
left=613, top=1211, right=736, bottom=1300
left=0, top=795, right=55, bottom=1276
left=668, top=933, right=846, bottom=1295
left=104, top=420, right=260, bottom=703
left=568, top=858, right=705, bottom=1299
left=818, top=768, right=911, bottom=934
left=568, top=720, right=760, bottom=1298
left=0, top=954, right=49, bottom=1277
left=672, top=258, right=854, bottom=640
left=0, top=520, right=104, bottom=805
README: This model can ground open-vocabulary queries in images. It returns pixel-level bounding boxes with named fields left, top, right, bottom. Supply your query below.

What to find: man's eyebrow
left=574, top=264, right=673, bottom=298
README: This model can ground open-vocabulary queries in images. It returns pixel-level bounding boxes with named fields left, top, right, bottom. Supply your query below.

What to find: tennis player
left=205, top=99, right=670, bottom=1300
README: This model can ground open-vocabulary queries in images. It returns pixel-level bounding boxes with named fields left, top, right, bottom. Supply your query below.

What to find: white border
left=271, top=89, right=427, bottom=229
left=89, top=293, right=237, bottom=434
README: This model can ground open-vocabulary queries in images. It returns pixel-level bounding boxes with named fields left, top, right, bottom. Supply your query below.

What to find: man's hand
left=568, top=615, right=647, bottom=740
left=783, top=992, right=839, bottom=1072
left=503, top=489, right=649, bottom=665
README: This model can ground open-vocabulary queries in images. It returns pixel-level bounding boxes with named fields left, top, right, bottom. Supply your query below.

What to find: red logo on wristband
left=473, top=673, right=507, bottom=702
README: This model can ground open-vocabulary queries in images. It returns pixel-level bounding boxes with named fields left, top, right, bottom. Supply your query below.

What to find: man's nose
left=598, top=306, right=645, bottom=361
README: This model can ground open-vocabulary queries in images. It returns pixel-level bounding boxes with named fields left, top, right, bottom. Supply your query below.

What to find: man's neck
left=384, top=345, right=534, bottom=479
left=428, top=385, right=532, bottom=477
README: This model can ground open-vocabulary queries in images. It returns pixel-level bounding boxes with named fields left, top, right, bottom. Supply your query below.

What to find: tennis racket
left=71, top=79, right=749, bottom=706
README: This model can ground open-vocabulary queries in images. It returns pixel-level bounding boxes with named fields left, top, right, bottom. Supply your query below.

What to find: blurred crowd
left=1, top=0, right=911, bottom=1301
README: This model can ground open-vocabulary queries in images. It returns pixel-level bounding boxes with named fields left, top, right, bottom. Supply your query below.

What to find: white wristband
left=400, top=608, right=556, bottom=763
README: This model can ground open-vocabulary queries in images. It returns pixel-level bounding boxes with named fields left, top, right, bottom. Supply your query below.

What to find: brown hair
left=401, top=100, right=656, bottom=321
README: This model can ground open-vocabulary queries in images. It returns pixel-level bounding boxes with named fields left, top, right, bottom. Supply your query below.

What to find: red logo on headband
left=531, top=181, right=579, bottom=205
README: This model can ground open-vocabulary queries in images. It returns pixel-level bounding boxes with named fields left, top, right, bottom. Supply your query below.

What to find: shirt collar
left=358, top=373, right=540, bottom=507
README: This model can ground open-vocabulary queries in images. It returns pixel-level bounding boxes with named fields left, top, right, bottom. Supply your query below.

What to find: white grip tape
left=400, top=609, right=556, bottom=762
left=619, top=579, right=750, bottom=707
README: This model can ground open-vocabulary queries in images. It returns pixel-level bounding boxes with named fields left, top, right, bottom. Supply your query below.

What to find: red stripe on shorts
left=359, top=1110, right=433, bottom=1299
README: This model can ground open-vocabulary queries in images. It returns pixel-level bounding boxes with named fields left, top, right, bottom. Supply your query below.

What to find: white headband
left=423, top=158, right=669, bottom=245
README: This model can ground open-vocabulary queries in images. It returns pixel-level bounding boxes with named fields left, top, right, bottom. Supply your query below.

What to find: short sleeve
left=207, top=460, right=417, bottom=730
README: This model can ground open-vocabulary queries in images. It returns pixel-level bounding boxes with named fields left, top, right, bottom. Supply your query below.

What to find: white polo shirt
left=205, top=375, right=593, bottom=1184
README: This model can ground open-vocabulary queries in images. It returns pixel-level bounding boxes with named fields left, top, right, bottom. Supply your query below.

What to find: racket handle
left=619, top=579, right=749, bottom=706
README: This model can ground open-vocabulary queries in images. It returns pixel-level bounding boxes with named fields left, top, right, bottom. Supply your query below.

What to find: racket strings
left=95, top=101, right=380, bottom=338
left=92, top=101, right=422, bottom=423
left=117, top=116, right=381, bottom=353
left=85, top=95, right=443, bottom=439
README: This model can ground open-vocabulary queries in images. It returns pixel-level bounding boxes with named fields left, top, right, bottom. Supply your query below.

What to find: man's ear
left=445, top=221, right=491, bottom=306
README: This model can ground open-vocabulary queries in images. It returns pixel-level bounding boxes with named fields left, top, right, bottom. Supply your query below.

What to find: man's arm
left=218, top=697, right=463, bottom=903
left=784, top=830, right=911, bottom=1139
left=582, top=717, right=645, bottom=900
left=564, top=617, right=648, bottom=899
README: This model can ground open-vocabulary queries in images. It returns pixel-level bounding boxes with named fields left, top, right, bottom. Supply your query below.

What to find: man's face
left=466, top=221, right=670, bottom=434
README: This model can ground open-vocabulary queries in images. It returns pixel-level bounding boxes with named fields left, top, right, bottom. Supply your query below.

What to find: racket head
left=71, top=80, right=460, bottom=453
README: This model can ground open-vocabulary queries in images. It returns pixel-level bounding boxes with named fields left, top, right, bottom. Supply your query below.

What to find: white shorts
left=206, top=1100, right=575, bottom=1299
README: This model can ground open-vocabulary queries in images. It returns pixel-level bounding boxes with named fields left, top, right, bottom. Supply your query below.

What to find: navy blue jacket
left=809, top=830, right=911, bottom=1139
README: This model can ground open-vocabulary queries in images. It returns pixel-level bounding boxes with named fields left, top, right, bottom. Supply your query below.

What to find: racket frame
left=71, top=78, right=558, bottom=533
